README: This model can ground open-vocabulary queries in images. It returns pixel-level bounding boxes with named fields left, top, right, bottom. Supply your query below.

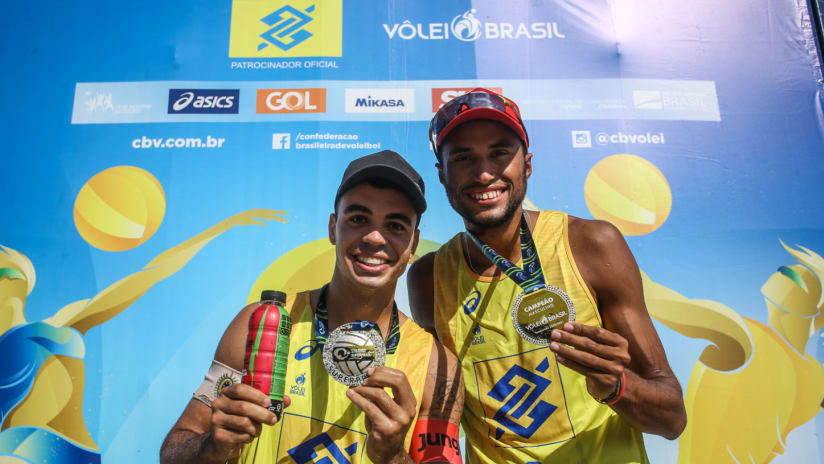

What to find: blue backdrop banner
left=2, top=1, right=823, bottom=462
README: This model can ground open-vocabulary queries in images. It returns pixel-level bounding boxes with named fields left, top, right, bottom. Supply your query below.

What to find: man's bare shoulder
left=567, top=215, right=627, bottom=253
left=213, top=302, right=262, bottom=370
left=409, top=251, right=437, bottom=279
left=566, top=215, right=639, bottom=300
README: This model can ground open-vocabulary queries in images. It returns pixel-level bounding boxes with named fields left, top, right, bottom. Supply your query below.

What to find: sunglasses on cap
left=429, top=88, right=529, bottom=156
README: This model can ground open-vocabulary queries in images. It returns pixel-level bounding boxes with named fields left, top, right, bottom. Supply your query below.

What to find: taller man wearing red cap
left=408, top=89, right=686, bottom=463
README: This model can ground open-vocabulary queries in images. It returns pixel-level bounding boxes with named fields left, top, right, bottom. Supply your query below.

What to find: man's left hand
left=549, top=322, right=631, bottom=401
left=347, top=366, right=417, bottom=463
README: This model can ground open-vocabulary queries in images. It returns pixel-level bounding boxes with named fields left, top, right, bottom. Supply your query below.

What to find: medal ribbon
left=464, top=214, right=545, bottom=294
left=315, top=284, right=401, bottom=354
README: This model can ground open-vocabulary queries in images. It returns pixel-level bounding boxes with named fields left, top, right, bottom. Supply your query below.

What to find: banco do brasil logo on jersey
left=229, top=0, right=342, bottom=57
left=488, top=357, right=556, bottom=440
left=288, top=432, right=359, bottom=464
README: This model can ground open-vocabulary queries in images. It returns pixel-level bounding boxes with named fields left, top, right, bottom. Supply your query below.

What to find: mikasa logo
left=345, top=88, right=414, bottom=113
left=382, top=9, right=566, bottom=41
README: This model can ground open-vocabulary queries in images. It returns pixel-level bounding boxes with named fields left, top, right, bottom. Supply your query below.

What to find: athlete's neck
left=464, top=207, right=531, bottom=275
left=324, top=272, right=395, bottom=335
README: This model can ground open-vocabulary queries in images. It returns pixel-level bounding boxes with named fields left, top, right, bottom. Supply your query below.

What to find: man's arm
left=408, top=252, right=437, bottom=335
left=160, top=304, right=281, bottom=464
left=550, top=218, right=687, bottom=439
left=347, top=339, right=464, bottom=464
left=412, top=341, right=465, bottom=463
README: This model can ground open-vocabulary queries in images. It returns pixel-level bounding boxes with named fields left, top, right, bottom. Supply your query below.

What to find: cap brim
left=337, top=165, right=427, bottom=215
left=436, top=107, right=529, bottom=152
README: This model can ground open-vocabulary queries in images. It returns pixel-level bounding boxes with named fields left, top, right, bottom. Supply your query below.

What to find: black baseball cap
left=335, top=150, right=427, bottom=216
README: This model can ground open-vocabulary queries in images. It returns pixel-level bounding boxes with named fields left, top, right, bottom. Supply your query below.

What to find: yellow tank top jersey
left=240, top=291, right=434, bottom=464
left=433, top=211, right=649, bottom=463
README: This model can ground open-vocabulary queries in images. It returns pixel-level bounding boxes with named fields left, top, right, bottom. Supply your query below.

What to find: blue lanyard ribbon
left=314, top=284, right=401, bottom=355
left=464, top=214, right=545, bottom=294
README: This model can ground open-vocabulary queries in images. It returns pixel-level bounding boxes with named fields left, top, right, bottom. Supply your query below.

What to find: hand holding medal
left=314, top=284, right=416, bottom=462
left=346, top=366, right=417, bottom=463
left=550, top=322, right=631, bottom=405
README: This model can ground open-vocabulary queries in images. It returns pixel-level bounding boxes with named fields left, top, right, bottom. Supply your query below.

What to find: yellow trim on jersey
left=239, top=292, right=434, bottom=463
left=433, top=211, right=648, bottom=463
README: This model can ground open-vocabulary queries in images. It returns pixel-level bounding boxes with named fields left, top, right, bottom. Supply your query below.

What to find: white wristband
left=193, top=360, right=243, bottom=407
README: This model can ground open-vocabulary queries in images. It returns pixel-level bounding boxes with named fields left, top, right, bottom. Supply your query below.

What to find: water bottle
left=242, top=290, right=291, bottom=418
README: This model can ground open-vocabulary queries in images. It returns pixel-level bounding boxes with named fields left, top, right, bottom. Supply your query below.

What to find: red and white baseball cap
left=429, top=88, right=529, bottom=157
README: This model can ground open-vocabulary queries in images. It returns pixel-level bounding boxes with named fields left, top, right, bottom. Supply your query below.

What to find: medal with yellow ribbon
left=465, top=214, right=575, bottom=345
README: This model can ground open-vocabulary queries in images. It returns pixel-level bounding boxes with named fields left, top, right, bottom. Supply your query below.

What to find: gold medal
left=511, top=285, right=575, bottom=345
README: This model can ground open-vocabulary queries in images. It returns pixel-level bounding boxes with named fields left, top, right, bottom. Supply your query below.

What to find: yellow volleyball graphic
left=74, top=166, right=166, bottom=251
left=248, top=238, right=441, bottom=303
left=584, top=154, right=671, bottom=236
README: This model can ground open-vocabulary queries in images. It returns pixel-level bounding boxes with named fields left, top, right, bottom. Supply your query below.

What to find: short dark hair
left=334, top=178, right=421, bottom=227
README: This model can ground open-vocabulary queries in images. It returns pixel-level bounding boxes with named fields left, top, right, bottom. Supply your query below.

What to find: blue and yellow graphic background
left=1, top=0, right=823, bottom=462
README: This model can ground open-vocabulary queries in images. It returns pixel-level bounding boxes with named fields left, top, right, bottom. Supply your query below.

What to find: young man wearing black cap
left=161, top=150, right=464, bottom=464
left=408, top=89, right=686, bottom=462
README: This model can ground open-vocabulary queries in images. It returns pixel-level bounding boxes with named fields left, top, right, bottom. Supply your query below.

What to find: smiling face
left=437, top=119, right=532, bottom=230
left=329, top=182, right=420, bottom=292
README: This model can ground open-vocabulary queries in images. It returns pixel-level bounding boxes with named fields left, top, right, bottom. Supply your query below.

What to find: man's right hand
left=207, top=383, right=285, bottom=459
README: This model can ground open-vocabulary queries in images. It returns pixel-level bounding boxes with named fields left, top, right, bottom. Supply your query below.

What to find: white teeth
left=471, top=190, right=502, bottom=201
left=357, top=256, right=387, bottom=265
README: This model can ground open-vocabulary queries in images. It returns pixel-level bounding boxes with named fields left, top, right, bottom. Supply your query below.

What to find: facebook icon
left=272, top=133, right=291, bottom=149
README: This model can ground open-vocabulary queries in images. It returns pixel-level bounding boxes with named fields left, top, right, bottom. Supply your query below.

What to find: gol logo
left=431, top=87, right=503, bottom=112
left=256, top=88, right=326, bottom=113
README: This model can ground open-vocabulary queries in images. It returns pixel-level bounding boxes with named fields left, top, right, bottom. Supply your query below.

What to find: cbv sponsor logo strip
left=72, top=79, right=719, bottom=124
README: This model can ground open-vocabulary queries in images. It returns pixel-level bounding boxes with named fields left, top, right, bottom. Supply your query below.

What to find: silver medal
left=323, top=321, right=386, bottom=386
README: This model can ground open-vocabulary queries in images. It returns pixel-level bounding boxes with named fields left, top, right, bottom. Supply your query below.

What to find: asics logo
left=463, top=289, right=481, bottom=314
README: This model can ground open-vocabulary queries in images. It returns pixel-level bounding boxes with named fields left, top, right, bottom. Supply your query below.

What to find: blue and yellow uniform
left=240, top=291, right=434, bottom=464
left=433, top=211, right=648, bottom=463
